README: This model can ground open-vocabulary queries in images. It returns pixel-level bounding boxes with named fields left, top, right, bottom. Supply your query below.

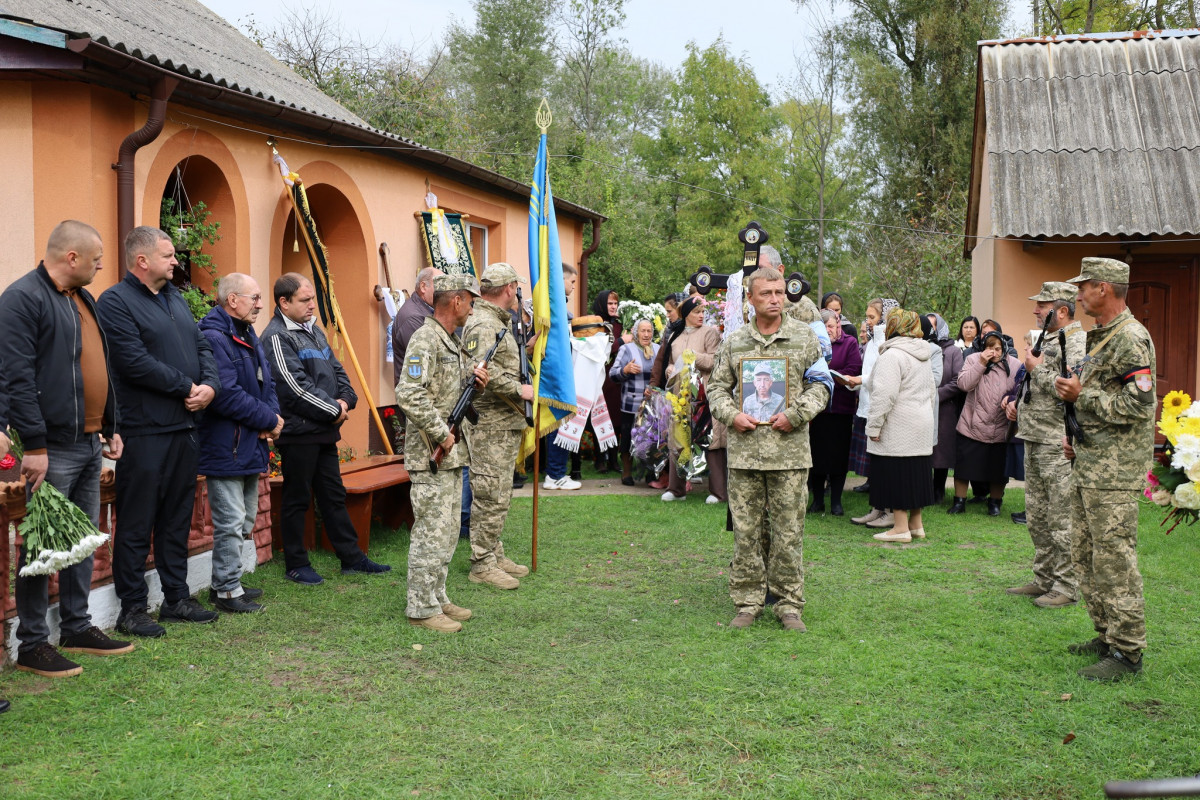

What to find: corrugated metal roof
left=980, top=30, right=1200, bottom=237
left=0, top=0, right=371, bottom=128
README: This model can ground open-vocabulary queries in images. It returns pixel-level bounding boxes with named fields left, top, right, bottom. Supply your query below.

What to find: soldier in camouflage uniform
left=1003, top=282, right=1086, bottom=608
left=709, top=269, right=830, bottom=632
left=462, top=263, right=535, bottom=591
left=1054, top=257, right=1156, bottom=681
left=395, top=274, right=490, bottom=634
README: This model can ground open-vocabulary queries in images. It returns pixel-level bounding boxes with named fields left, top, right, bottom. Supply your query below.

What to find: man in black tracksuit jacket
left=262, top=272, right=390, bottom=584
left=96, top=226, right=221, bottom=638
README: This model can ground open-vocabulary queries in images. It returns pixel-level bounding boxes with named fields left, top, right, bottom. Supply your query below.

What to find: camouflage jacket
left=395, top=316, right=473, bottom=472
left=785, top=294, right=820, bottom=324
left=1070, top=309, right=1157, bottom=490
left=708, top=315, right=830, bottom=471
left=1016, top=320, right=1087, bottom=445
left=462, top=298, right=526, bottom=431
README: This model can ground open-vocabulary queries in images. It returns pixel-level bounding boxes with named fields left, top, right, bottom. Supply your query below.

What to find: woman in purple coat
left=807, top=310, right=863, bottom=516
left=927, top=313, right=964, bottom=501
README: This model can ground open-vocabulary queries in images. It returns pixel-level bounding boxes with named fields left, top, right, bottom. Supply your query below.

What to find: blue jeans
left=459, top=467, right=472, bottom=539
left=546, top=437, right=569, bottom=480
left=15, top=436, right=101, bottom=653
left=206, top=475, right=259, bottom=597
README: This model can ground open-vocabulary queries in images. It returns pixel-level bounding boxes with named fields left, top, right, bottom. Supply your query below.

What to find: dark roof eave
left=66, top=36, right=605, bottom=223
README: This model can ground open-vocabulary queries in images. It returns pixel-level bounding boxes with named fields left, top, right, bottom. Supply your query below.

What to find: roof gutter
left=112, top=74, right=178, bottom=274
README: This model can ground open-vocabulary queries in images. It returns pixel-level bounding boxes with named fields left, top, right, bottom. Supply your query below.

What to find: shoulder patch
left=407, top=360, right=422, bottom=378
left=465, top=336, right=478, bottom=354
left=1123, top=366, right=1152, bottom=392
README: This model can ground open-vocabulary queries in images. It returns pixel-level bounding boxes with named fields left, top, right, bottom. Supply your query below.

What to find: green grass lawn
left=3, top=489, right=1198, bottom=799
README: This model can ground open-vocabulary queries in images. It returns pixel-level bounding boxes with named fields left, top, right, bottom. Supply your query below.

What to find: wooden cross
left=688, top=221, right=810, bottom=301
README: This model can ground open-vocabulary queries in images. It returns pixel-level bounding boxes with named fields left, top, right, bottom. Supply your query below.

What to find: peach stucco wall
left=0, top=80, right=589, bottom=456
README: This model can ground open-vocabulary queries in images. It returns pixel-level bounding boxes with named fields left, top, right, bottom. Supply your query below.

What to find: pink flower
left=1146, top=470, right=1160, bottom=486
left=1144, top=487, right=1154, bottom=499
left=0, top=454, right=15, bottom=470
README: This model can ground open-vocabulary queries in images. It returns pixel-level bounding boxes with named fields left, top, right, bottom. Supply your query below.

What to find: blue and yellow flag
left=520, top=131, right=577, bottom=462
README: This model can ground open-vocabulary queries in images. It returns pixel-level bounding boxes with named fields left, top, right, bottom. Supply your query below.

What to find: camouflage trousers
left=1070, top=485, right=1146, bottom=654
left=1024, top=441, right=1078, bottom=597
left=729, top=467, right=807, bottom=618
left=468, top=429, right=521, bottom=572
left=405, top=468, right=463, bottom=620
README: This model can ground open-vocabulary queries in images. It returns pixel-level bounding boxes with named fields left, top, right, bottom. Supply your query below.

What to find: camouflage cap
left=1028, top=281, right=1079, bottom=302
left=479, top=262, right=526, bottom=290
left=753, top=363, right=774, bottom=376
left=432, top=273, right=481, bottom=296
left=1066, top=257, right=1129, bottom=285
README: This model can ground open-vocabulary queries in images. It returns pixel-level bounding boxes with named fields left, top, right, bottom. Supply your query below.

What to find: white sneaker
left=543, top=476, right=582, bottom=491
left=705, top=494, right=720, bottom=504
left=661, top=491, right=686, bottom=502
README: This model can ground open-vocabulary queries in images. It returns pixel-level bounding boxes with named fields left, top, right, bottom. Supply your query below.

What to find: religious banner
left=418, top=210, right=477, bottom=277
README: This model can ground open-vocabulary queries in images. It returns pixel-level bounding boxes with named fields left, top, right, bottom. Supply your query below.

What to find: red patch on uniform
left=1135, top=373, right=1153, bottom=392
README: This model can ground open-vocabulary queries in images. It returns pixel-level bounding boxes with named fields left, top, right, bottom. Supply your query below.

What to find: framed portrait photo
left=740, top=357, right=788, bottom=423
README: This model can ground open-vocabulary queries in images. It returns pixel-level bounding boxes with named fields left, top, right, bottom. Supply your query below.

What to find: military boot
left=441, top=603, right=473, bottom=622
left=497, top=556, right=530, bottom=577
left=1078, top=651, right=1142, bottom=681
left=469, top=567, right=519, bottom=590
left=408, top=614, right=462, bottom=633
left=1066, top=637, right=1109, bottom=657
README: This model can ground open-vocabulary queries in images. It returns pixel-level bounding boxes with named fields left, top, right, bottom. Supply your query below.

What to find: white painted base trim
left=6, top=540, right=260, bottom=659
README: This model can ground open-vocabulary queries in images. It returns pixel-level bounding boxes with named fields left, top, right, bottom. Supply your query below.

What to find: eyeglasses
left=236, top=293, right=262, bottom=303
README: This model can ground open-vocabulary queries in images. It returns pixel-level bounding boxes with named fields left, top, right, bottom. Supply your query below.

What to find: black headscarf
left=979, top=330, right=1011, bottom=376
left=920, top=314, right=934, bottom=342
left=592, top=290, right=619, bottom=323
left=821, top=292, right=844, bottom=310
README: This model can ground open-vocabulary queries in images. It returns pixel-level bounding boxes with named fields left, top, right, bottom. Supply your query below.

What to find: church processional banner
left=419, top=211, right=477, bottom=277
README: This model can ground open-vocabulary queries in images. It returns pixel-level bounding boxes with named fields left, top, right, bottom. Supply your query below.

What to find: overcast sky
left=200, top=0, right=834, bottom=96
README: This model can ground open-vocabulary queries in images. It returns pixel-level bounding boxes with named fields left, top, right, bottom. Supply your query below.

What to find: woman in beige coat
left=864, top=309, right=938, bottom=542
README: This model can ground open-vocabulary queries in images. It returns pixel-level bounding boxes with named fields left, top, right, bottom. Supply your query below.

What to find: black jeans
left=277, top=442, right=365, bottom=570
left=113, top=430, right=197, bottom=611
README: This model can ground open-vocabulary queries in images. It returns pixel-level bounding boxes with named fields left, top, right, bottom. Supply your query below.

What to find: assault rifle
left=1021, top=310, right=1057, bottom=404
left=1059, top=328, right=1087, bottom=445
left=514, top=287, right=535, bottom=427
left=429, top=329, right=507, bottom=472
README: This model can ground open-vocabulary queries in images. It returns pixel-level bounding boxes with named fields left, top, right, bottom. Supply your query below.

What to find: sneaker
left=285, top=566, right=325, bottom=585
left=208, top=586, right=263, bottom=604
left=1078, top=651, right=1142, bottom=681
left=1006, top=582, right=1045, bottom=596
left=873, top=529, right=912, bottom=543
left=117, top=608, right=166, bottom=639
left=729, top=612, right=756, bottom=629
left=706, top=494, right=721, bottom=504
left=543, top=476, right=582, bottom=491
left=851, top=508, right=883, bottom=525
left=342, top=556, right=392, bottom=575
left=1033, top=590, right=1077, bottom=608
left=159, top=597, right=220, bottom=624
left=212, top=595, right=265, bottom=614
left=16, top=643, right=82, bottom=678
left=408, top=613, right=462, bottom=633
left=661, top=491, right=686, bottom=502
left=1067, top=637, right=1109, bottom=657
left=441, top=603, right=473, bottom=622
left=497, top=556, right=530, bottom=577
left=469, top=567, right=519, bottom=590
left=59, top=626, right=136, bottom=656
left=866, top=511, right=895, bottom=529
left=780, top=613, right=807, bottom=632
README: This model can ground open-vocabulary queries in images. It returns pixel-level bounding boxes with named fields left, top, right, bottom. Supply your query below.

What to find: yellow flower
left=1178, top=416, right=1200, bottom=438
left=1159, top=416, right=1181, bottom=445
left=1163, top=390, right=1191, bottom=420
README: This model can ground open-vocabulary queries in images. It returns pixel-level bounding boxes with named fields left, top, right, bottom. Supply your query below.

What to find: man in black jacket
left=0, top=220, right=134, bottom=677
left=96, top=226, right=222, bottom=638
left=263, top=273, right=390, bottom=585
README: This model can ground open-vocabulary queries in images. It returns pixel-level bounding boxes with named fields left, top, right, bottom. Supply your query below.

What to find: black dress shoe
left=0, top=698, right=9, bottom=713
left=621, top=476, right=635, bottom=486
left=947, top=497, right=967, bottom=514
left=569, top=470, right=582, bottom=481
left=852, top=481, right=870, bottom=493
left=806, top=501, right=825, bottom=514
left=1011, top=511, right=1027, bottom=525
left=987, top=498, right=1002, bottom=517
left=830, top=502, right=844, bottom=516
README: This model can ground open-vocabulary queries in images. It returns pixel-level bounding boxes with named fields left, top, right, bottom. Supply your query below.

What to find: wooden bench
left=269, top=455, right=412, bottom=557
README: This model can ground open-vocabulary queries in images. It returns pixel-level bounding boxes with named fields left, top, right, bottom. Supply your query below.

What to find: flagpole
left=529, top=98, right=554, bottom=573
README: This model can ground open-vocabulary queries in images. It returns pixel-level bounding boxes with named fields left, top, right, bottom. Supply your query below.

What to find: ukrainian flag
left=520, top=130, right=577, bottom=463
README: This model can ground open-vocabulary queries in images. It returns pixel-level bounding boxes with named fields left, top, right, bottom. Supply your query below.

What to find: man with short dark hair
left=263, top=273, right=391, bottom=585
left=198, top=273, right=282, bottom=613
left=0, top=220, right=134, bottom=675
left=97, top=225, right=222, bottom=638
left=1054, top=257, right=1157, bottom=681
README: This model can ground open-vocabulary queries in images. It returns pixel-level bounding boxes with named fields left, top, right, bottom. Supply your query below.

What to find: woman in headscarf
left=821, top=292, right=858, bottom=340
left=864, top=309, right=938, bottom=542
left=927, top=312, right=964, bottom=501
left=609, top=318, right=659, bottom=486
left=947, top=330, right=1021, bottom=516
left=650, top=294, right=723, bottom=502
left=807, top=308, right=863, bottom=516
left=847, top=297, right=898, bottom=529
left=590, top=289, right=628, bottom=473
